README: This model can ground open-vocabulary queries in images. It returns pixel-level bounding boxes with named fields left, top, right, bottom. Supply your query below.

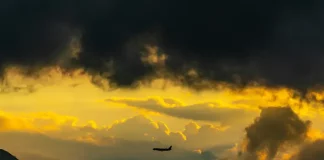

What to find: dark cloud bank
left=1, top=0, right=324, bottom=92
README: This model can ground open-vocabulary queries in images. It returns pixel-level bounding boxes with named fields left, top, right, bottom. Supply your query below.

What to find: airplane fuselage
left=153, top=146, right=172, bottom=152
left=153, top=148, right=170, bottom=151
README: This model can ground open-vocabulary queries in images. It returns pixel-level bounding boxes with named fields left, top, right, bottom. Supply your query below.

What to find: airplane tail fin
left=169, top=146, right=172, bottom=150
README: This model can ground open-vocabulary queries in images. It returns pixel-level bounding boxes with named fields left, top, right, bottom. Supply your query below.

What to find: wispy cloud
left=106, top=98, right=259, bottom=125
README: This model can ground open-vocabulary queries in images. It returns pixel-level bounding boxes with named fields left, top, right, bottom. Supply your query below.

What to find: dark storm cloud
left=243, top=107, right=310, bottom=159
left=1, top=0, right=324, bottom=91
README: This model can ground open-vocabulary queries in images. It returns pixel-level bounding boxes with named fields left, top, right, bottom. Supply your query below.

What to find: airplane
left=153, top=146, right=172, bottom=152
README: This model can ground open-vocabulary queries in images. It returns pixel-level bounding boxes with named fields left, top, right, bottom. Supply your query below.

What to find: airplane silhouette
left=153, top=146, right=172, bottom=151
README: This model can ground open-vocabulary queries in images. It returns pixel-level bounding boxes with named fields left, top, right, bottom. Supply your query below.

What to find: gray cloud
left=0, top=131, right=214, bottom=160
left=242, top=107, right=311, bottom=160
left=290, top=140, right=324, bottom=160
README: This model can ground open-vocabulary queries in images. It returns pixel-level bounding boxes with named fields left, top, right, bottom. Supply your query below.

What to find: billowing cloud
left=1, top=0, right=324, bottom=93
left=104, top=115, right=186, bottom=143
left=0, top=110, right=235, bottom=150
left=242, top=107, right=311, bottom=160
left=290, top=140, right=324, bottom=160
left=106, top=98, right=258, bottom=124
left=104, top=115, right=238, bottom=149
left=0, top=110, right=225, bottom=159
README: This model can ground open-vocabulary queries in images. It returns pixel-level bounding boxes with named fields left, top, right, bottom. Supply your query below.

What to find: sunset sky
left=2, top=0, right=324, bottom=160
left=1, top=66, right=324, bottom=160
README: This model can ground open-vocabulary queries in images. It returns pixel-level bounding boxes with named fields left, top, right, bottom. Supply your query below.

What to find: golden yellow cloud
left=0, top=109, right=236, bottom=151
left=2, top=65, right=324, bottom=160
left=0, top=111, right=79, bottom=133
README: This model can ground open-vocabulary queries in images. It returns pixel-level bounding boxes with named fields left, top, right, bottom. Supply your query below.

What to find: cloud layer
left=1, top=105, right=323, bottom=160
left=0, top=112, right=229, bottom=160
left=0, top=132, right=216, bottom=160
left=1, top=0, right=324, bottom=92
left=106, top=98, right=258, bottom=124
left=0, top=110, right=237, bottom=150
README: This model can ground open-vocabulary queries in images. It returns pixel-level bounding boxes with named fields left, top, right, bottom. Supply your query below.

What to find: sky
left=2, top=0, right=324, bottom=160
